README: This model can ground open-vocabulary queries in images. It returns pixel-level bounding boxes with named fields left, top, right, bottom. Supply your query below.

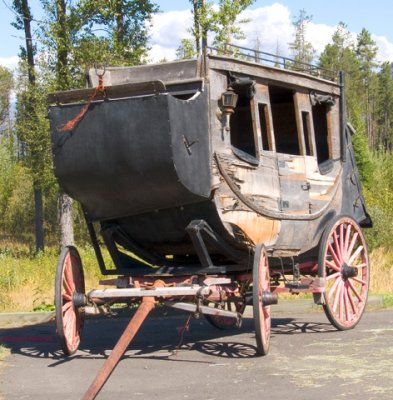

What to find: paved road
left=1, top=307, right=393, bottom=400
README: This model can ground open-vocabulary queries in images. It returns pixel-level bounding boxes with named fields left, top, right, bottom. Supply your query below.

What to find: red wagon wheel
left=205, top=298, right=246, bottom=330
left=55, top=246, right=85, bottom=356
left=319, top=215, right=369, bottom=330
left=253, top=244, right=271, bottom=356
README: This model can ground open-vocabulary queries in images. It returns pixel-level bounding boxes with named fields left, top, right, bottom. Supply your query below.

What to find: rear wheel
left=253, top=244, right=271, bottom=356
left=205, top=298, right=246, bottom=330
left=55, top=246, right=85, bottom=356
left=319, top=216, right=369, bottom=330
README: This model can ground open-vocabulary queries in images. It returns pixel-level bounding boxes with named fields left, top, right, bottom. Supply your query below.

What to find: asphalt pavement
left=1, top=299, right=392, bottom=400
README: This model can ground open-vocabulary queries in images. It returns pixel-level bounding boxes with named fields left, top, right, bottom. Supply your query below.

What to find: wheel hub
left=262, top=291, right=278, bottom=306
left=341, top=263, right=358, bottom=279
left=72, top=291, right=87, bottom=308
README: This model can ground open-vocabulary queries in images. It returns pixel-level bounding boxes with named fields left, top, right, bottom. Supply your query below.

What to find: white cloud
left=0, top=56, right=19, bottom=71
left=148, top=4, right=393, bottom=65
left=238, top=3, right=293, bottom=56
left=148, top=10, right=193, bottom=62
left=373, top=34, right=393, bottom=63
left=306, top=23, right=336, bottom=55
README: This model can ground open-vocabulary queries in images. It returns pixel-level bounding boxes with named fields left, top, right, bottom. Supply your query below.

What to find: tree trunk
left=59, top=191, right=74, bottom=247
left=56, top=0, right=74, bottom=246
left=201, top=0, right=207, bottom=53
left=20, top=0, right=45, bottom=251
left=115, top=0, right=124, bottom=45
left=192, top=0, right=201, bottom=54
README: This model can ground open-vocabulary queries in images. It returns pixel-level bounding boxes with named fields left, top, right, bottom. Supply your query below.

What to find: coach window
left=258, top=103, right=273, bottom=151
left=309, top=92, right=335, bottom=166
left=230, top=90, right=257, bottom=158
left=269, top=86, right=299, bottom=155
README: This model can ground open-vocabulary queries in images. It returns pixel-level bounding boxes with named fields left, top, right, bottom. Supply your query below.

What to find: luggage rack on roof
left=208, top=43, right=337, bottom=82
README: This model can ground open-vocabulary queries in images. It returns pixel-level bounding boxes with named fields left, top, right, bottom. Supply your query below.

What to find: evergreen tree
left=12, top=0, right=46, bottom=251
left=210, top=0, right=255, bottom=51
left=288, top=9, right=316, bottom=70
left=176, top=38, right=197, bottom=60
left=376, top=62, right=393, bottom=150
left=185, top=0, right=254, bottom=56
left=356, top=28, right=378, bottom=149
left=0, top=66, right=13, bottom=133
left=77, top=0, right=159, bottom=66
left=190, top=0, right=203, bottom=54
left=318, top=22, right=362, bottom=127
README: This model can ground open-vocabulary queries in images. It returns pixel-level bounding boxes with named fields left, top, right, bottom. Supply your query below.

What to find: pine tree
left=77, top=0, right=159, bottom=66
left=0, top=66, right=13, bottom=133
left=356, top=28, right=378, bottom=149
left=12, top=0, right=46, bottom=251
left=176, top=38, right=197, bottom=60
left=318, top=22, right=362, bottom=126
left=186, top=0, right=255, bottom=55
left=211, top=0, right=255, bottom=50
left=288, top=9, right=316, bottom=71
left=376, top=62, right=393, bottom=150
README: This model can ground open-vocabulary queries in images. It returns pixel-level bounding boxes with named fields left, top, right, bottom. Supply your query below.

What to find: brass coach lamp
left=221, top=87, right=238, bottom=132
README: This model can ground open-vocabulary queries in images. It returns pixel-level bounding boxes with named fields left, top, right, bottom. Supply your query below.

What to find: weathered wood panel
left=88, top=59, right=200, bottom=87
left=208, top=55, right=341, bottom=95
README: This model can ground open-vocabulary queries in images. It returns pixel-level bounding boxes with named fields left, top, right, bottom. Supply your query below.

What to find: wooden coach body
left=49, top=52, right=371, bottom=274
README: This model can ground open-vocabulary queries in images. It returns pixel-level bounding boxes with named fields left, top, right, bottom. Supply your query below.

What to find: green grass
left=0, top=242, right=392, bottom=312
left=383, top=294, right=393, bottom=308
left=0, top=243, right=111, bottom=312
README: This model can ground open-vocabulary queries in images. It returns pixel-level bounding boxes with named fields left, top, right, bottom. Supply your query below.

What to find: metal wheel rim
left=253, top=244, right=271, bottom=356
left=319, top=216, right=369, bottom=330
left=55, top=246, right=85, bottom=356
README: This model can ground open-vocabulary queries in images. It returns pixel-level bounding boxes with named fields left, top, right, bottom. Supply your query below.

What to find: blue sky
left=1, top=0, right=392, bottom=68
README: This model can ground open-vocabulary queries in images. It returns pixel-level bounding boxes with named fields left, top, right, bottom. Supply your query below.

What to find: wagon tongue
left=341, top=263, right=358, bottom=279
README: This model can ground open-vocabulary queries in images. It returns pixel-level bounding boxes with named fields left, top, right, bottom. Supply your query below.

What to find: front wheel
left=55, top=246, right=85, bottom=356
left=253, top=244, right=271, bottom=356
left=319, top=216, right=369, bottom=330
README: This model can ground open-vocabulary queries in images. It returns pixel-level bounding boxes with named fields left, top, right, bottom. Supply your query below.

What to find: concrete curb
left=0, top=295, right=385, bottom=329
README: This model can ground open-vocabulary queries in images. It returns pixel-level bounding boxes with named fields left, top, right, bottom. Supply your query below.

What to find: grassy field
left=0, top=242, right=392, bottom=312
left=0, top=242, right=112, bottom=312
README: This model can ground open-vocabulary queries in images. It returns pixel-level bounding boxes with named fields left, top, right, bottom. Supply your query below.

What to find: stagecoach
left=48, top=45, right=372, bottom=399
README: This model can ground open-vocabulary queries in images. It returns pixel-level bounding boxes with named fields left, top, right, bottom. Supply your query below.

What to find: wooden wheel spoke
left=62, top=276, right=73, bottom=295
left=326, top=271, right=340, bottom=281
left=62, top=293, right=72, bottom=307
left=343, top=223, right=352, bottom=261
left=327, top=243, right=342, bottom=271
left=327, top=275, right=341, bottom=301
left=326, top=260, right=340, bottom=272
left=348, top=279, right=363, bottom=302
left=332, top=281, right=343, bottom=312
left=339, top=224, right=344, bottom=260
left=343, top=284, right=351, bottom=321
left=332, top=231, right=342, bottom=262
left=64, top=264, right=76, bottom=293
left=348, top=245, right=364, bottom=266
left=63, top=308, right=75, bottom=331
left=347, top=285, right=357, bottom=315
left=339, top=284, right=345, bottom=321
left=346, top=232, right=359, bottom=262
left=351, top=276, right=367, bottom=285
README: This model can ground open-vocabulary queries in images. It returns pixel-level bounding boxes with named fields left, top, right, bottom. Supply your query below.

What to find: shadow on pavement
left=0, top=312, right=337, bottom=363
